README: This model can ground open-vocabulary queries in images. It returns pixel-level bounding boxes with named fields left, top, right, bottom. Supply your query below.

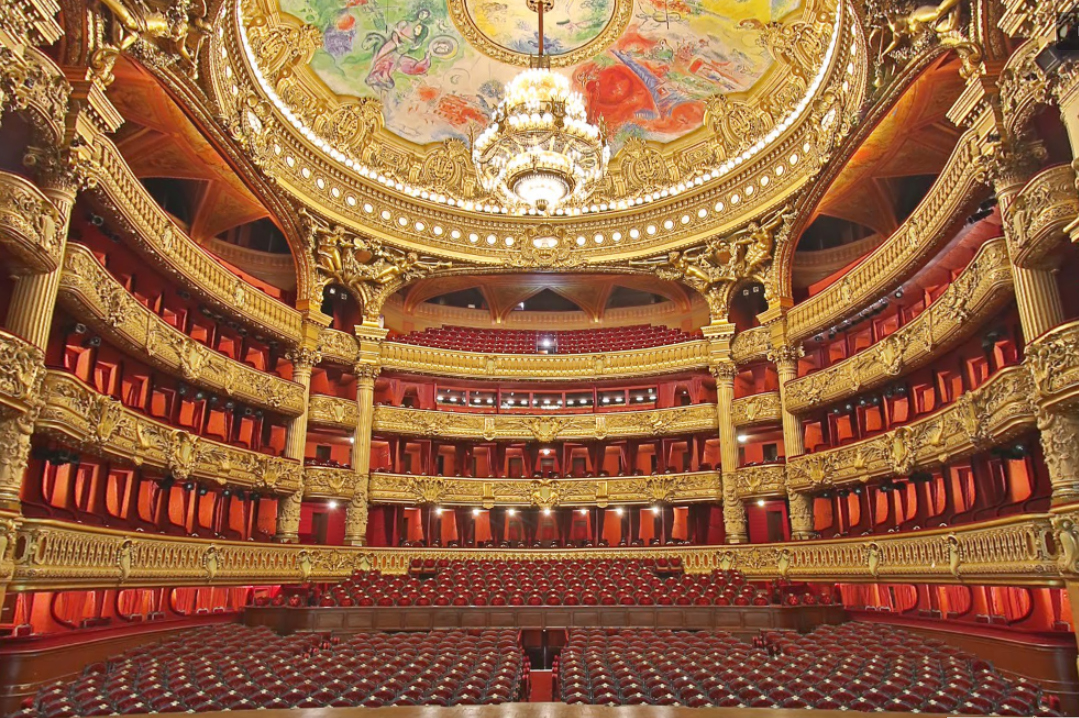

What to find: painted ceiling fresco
left=280, top=0, right=800, bottom=149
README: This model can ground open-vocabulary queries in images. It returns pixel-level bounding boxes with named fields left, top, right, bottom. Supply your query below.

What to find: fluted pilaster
left=275, top=339, right=322, bottom=543
left=712, top=361, right=747, bottom=544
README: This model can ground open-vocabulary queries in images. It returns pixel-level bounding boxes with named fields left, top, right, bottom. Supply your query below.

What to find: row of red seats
left=18, top=626, right=526, bottom=717
left=393, top=324, right=699, bottom=354
left=555, top=624, right=1059, bottom=715
left=305, top=559, right=780, bottom=608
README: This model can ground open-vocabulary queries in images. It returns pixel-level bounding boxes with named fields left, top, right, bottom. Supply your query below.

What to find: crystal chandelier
left=471, top=0, right=609, bottom=212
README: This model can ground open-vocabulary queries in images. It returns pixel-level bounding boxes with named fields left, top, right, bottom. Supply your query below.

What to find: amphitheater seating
left=393, top=325, right=699, bottom=354
left=554, top=624, right=1060, bottom=715
left=17, top=626, right=526, bottom=716
left=302, top=559, right=780, bottom=608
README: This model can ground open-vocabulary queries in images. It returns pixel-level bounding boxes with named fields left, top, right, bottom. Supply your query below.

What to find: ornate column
left=274, top=325, right=323, bottom=543
left=769, top=342, right=815, bottom=539
left=344, top=322, right=387, bottom=545
left=994, top=142, right=1065, bottom=342
left=712, top=362, right=747, bottom=544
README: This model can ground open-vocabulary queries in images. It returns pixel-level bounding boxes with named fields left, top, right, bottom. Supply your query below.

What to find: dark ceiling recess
left=797, top=215, right=876, bottom=252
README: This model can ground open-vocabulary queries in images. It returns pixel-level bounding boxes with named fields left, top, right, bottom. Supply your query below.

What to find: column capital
left=286, top=346, right=322, bottom=373
left=983, top=135, right=1046, bottom=194
left=353, top=363, right=381, bottom=382
left=709, top=361, right=738, bottom=384
left=767, top=343, right=804, bottom=368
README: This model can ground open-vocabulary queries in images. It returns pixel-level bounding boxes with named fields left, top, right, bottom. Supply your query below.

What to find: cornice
left=367, top=471, right=722, bottom=508
left=378, top=341, right=712, bottom=382
left=0, top=329, right=45, bottom=417
left=731, top=392, right=782, bottom=428
left=1005, top=165, right=1079, bottom=269
left=785, top=237, right=1014, bottom=413
left=202, top=0, right=866, bottom=265
left=0, top=169, right=64, bottom=274
left=84, top=134, right=304, bottom=344
left=371, top=405, right=718, bottom=442
left=36, top=371, right=303, bottom=494
left=787, top=128, right=992, bottom=342
left=59, top=244, right=306, bottom=415
left=9, top=508, right=1075, bottom=590
left=786, top=365, right=1037, bottom=491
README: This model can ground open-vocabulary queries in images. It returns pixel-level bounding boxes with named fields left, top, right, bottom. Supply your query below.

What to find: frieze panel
left=8, top=511, right=1066, bottom=590
left=787, top=130, right=991, bottom=342
left=372, top=405, right=717, bottom=441
left=60, top=245, right=305, bottom=415
left=85, top=136, right=303, bottom=344
left=36, top=372, right=303, bottom=494
left=786, top=366, right=1037, bottom=491
left=308, top=395, right=358, bottom=429
left=731, top=392, right=781, bottom=427
left=1006, top=165, right=1079, bottom=269
left=785, top=238, right=1013, bottom=412
left=380, top=342, right=711, bottom=381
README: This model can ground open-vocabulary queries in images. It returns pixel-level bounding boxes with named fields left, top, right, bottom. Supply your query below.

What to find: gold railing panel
left=0, top=169, right=63, bottom=273
left=787, top=366, right=1037, bottom=491
left=308, top=395, right=359, bottom=429
left=36, top=372, right=303, bottom=493
left=367, top=471, right=721, bottom=507
left=1007, top=165, right=1079, bottom=269
left=85, top=136, right=303, bottom=344
left=787, top=131, right=989, bottom=342
left=372, top=404, right=717, bottom=441
left=730, top=463, right=787, bottom=500
left=731, top=392, right=781, bottom=428
left=379, top=341, right=711, bottom=380
left=304, top=466, right=357, bottom=499
left=730, top=326, right=772, bottom=365
left=0, top=329, right=44, bottom=416
left=785, top=238, right=1014, bottom=413
left=9, top=510, right=1069, bottom=591
left=317, top=328, right=359, bottom=366
left=60, top=244, right=305, bottom=415
left=1028, top=320, right=1079, bottom=412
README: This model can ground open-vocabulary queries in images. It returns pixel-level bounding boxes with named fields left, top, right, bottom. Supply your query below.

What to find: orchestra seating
left=554, top=624, right=1060, bottom=715
left=393, top=324, right=699, bottom=354
left=299, top=558, right=780, bottom=607
left=16, top=626, right=526, bottom=716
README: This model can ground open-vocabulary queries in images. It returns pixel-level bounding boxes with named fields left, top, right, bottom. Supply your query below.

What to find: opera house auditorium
left=3, top=0, right=1079, bottom=714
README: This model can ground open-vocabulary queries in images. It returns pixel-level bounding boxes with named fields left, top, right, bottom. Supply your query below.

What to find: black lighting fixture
left=1036, top=12, right=1079, bottom=75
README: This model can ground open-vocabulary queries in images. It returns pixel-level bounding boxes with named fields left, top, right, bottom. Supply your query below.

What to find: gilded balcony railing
left=85, top=136, right=303, bottom=344
left=1027, top=319, right=1079, bottom=412
left=787, top=130, right=990, bottom=342
left=0, top=329, right=44, bottom=416
left=59, top=244, right=305, bottom=415
left=787, top=366, right=1037, bottom=491
left=731, top=392, right=781, bottom=427
left=308, top=394, right=359, bottom=429
left=8, top=509, right=1070, bottom=591
left=730, top=463, right=787, bottom=500
left=1006, top=165, right=1079, bottom=269
left=36, top=372, right=303, bottom=493
left=785, top=238, right=1014, bottom=413
left=371, top=404, right=717, bottom=441
left=0, top=170, right=64, bottom=273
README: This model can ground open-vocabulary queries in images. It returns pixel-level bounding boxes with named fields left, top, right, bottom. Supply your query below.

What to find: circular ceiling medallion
left=450, top=0, right=632, bottom=67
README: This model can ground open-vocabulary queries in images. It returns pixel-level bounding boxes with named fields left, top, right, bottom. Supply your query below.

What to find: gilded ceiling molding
left=9, top=508, right=1074, bottom=590
left=59, top=244, right=306, bottom=415
left=0, top=330, right=45, bottom=418
left=202, top=0, right=866, bottom=263
left=366, top=471, right=721, bottom=508
left=786, top=128, right=992, bottom=342
left=378, top=341, right=711, bottom=381
left=731, top=392, right=782, bottom=428
left=784, top=237, right=1014, bottom=413
left=1005, top=165, right=1079, bottom=269
left=0, top=169, right=64, bottom=274
left=786, top=365, right=1037, bottom=491
left=84, top=134, right=304, bottom=344
left=371, top=405, right=717, bottom=442
left=35, top=371, right=304, bottom=494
